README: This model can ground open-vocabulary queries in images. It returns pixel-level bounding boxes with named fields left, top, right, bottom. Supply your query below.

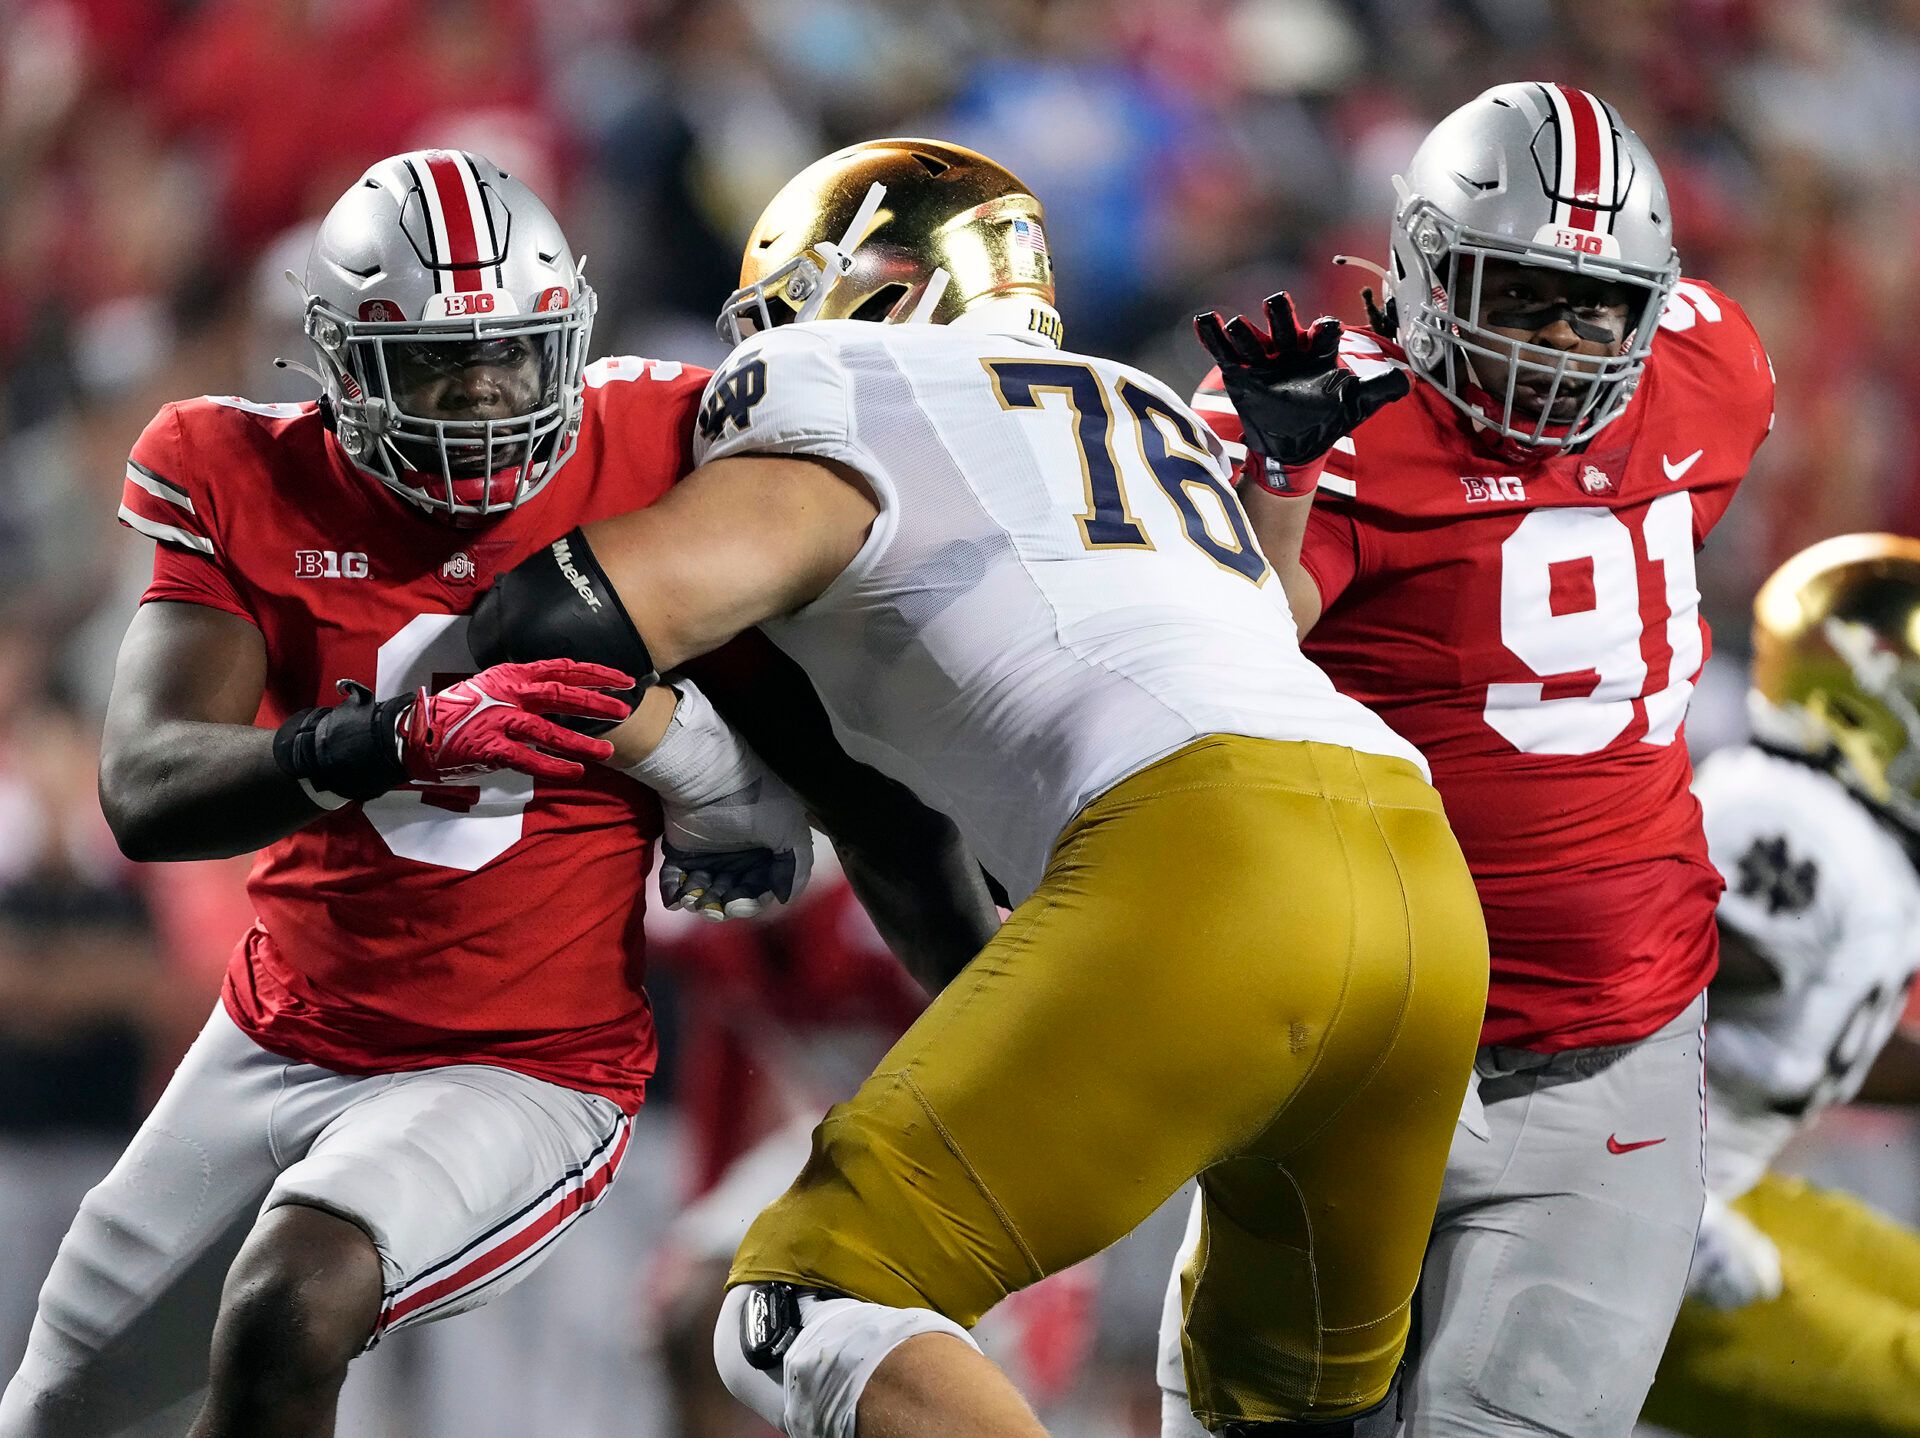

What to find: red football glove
left=398, top=660, right=635, bottom=784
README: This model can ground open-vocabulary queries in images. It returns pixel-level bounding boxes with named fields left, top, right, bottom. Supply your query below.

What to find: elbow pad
left=469, top=528, right=657, bottom=730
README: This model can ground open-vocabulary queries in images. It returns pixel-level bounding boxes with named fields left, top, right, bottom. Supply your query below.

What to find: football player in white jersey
left=1637, top=534, right=1920, bottom=1438
left=473, top=138, right=1490, bottom=1437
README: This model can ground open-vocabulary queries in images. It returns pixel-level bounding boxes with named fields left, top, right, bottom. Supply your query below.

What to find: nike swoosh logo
left=1606, top=1134, right=1667, bottom=1155
left=1662, top=449, right=1703, bottom=482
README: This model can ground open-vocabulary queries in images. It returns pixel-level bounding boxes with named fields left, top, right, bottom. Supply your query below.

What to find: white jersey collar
left=948, top=297, right=1063, bottom=349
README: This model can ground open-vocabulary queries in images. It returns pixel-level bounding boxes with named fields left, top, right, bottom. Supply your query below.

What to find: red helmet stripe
left=424, top=152, right=484, bottom=292
left=1554, top=84, right=1606, bottom=231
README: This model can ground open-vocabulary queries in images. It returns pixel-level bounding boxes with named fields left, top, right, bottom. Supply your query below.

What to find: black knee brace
left=468, top=527, right=656, bottom=728
left=739, top=1282, right=806, bottom=1372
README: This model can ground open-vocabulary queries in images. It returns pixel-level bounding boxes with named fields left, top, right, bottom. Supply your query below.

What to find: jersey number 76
left=983, top=359, right=1270, bottom=584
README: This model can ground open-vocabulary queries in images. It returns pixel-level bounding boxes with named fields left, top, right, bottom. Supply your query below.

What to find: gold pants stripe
left=1641, top=1172, right=1920, bottom=1437
left=729, top=736, right=1488, bottom=1425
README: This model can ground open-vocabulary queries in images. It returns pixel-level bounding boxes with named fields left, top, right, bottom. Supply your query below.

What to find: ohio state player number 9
left=363, top=613, right=536, bottom=869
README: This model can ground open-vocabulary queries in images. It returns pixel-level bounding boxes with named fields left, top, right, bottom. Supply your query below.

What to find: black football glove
left=1193, top=291, right=1411, bottom=475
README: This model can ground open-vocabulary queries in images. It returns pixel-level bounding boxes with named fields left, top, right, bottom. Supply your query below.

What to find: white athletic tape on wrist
left=619, top=679, right=761, bottom=808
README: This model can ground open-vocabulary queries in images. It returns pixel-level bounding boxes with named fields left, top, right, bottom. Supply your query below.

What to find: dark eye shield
left=1483, top=301, right=1625, bottom=345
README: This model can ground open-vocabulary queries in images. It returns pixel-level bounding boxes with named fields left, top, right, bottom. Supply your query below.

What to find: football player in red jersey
left=0, top=152, right=993, bottom=1438
left=1157, top=85, right=1776, bottom=1436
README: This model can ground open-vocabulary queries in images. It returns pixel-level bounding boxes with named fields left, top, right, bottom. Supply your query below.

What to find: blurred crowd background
left=2, top=0, right=1918, bottom=1433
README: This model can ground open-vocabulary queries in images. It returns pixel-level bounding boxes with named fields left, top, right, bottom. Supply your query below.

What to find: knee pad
left=714, top=1283, right=979, bottom=1438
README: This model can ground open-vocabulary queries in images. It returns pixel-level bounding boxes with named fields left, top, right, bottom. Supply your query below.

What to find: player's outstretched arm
left=589, top=452, right=880, bottom=670
left=471, top=452, right=875, bottom=679
left=101, top=601, right=630, bottom=862
left=1241, top=487, right=1324, bottom=635
left=100, top=600, right=314, bottom=861
left=476, top=455, right=999, bottom=987
left=1194, top=292, right=1407, bottom=637
left=100, top=599, right=337, bottom=860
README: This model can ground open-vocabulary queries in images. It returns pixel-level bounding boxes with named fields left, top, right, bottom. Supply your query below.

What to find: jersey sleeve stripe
left=1318, top=473, right=1357, bottom=497
left=118, top=504, right=214, bottom=555
left=125, top=460, right=194, bottom=512
left=1190, top=393, right=1235, bottom=415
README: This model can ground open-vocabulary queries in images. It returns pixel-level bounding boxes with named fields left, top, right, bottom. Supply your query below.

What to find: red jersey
left=116, top=356, right=710, bottom=1110
left=1197, top=280, right=1774, bottom=1049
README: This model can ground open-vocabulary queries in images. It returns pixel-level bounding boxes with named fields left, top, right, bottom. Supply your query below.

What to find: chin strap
left=272, top=355, right=328, bottom=387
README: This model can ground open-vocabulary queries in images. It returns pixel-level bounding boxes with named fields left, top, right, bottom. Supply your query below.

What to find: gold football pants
left=728, top=736, right=1489, bottom=1426
left=1641, top=1172, right=1920, bottom=1437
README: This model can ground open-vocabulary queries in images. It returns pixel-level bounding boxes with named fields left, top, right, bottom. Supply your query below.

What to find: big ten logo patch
left=295, top=550, right=370, bottom=579
left=697, top=356, right=769, bottom=441
left=1461, top=475, right=1526, bottom=504
left=438, top=292, right=496, bottom=317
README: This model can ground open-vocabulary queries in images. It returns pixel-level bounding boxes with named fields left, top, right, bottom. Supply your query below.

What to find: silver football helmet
left=299, top=150, right=596, bottom=522
left=1387, top=83, right=1680, bottom=450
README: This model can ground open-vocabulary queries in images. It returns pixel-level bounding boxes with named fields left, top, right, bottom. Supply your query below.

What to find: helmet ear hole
left=850, top=284, right=910, bottom=323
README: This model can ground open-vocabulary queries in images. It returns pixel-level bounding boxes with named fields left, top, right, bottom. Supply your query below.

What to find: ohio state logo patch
left=1579, top=463, right=1615, bottom=495
left=441, top=551, right=477, bottom=583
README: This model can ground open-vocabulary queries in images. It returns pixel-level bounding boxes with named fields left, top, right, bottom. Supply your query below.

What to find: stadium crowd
left=2, top=0, right=1918, bottom=1432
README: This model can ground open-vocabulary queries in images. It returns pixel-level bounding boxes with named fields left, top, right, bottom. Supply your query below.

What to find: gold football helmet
left=1750, top=533, right=1920, bottom=831
left=717, top=138, right=1059, bottom=345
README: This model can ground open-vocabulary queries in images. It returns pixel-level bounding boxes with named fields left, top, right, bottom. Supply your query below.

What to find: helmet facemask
left=298, top=149, right=598, bottom=526
left=717, top=181, right=955, bottom=346
left=305, top=289, right=595, bottom=524
left=1393, top=193, right=1677, bottom=451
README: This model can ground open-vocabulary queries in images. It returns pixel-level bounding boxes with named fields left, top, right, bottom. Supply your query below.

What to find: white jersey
left=692, top=317, right=1426, bottom=901
left=1695, top=745, right=1920, bottom=1200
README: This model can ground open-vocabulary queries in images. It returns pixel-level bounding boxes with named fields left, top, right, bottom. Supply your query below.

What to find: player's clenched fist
left=273, top=660, right=634, bottom=806
left=619, top=679, right=813, bottom=921
left=1194, top=290, right=1409, bottom=489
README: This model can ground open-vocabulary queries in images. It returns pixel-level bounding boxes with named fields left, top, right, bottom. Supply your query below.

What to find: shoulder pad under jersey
left=692, top=325, right=852, bottom=468
left=1650, top=277, right=1775, bottom=460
